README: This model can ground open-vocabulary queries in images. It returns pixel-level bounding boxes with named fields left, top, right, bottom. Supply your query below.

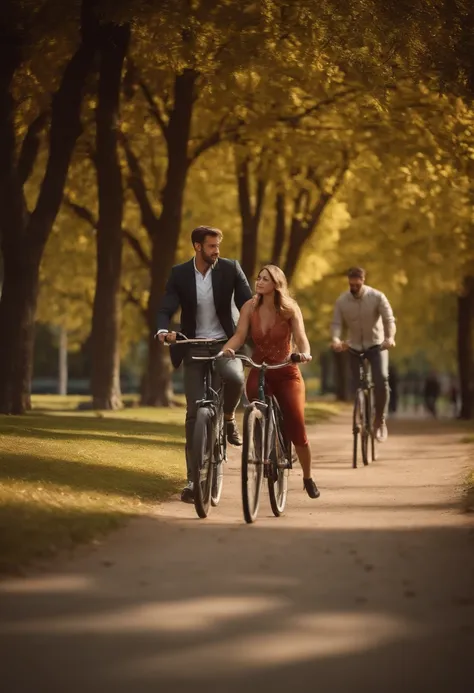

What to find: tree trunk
left=141, top=336, right=173, bottom=407
left=319, top=350, right=332, bottom=395
left=333, top=351, right=351, bottom=402
left=0, top=0, right=98, bottom=414
left=142, top=69, right=197, bottom=406
left=90, top=21, right=130, bottom=410
left=283, top=191, right=331, bottom=284
left=458, top=274, right=474, bottom=420
left=237, top=158, right=267, bottom=280
left=58, top=326, right=68, bottom=396
left=271, top=191, right=286, bottom=265
left=0, top=247, right=40, bottom=413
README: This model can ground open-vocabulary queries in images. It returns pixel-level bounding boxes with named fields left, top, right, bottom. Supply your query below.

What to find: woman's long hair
left=255, top=264, right=296, bottom=318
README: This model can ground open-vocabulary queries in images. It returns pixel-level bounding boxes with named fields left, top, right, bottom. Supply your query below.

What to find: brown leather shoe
left=226, top=418, right=242, bottom=446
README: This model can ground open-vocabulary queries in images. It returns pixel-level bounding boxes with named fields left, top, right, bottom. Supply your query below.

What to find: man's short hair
left=347, top=266, right=366, bottom=280
left=191, top=226, right=223, bottom=246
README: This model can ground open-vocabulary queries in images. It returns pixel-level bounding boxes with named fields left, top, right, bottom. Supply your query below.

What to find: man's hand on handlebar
left=155, top=331, right=177, bottom=344
left=331, top=339, right=349, bottom=353
left=222, top=348, right=236, bottom=359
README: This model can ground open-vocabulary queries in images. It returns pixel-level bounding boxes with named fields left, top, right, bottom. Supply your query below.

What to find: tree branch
left=121, top=285, right=147, bottom=320
left=123, top=228, right=151, bottom=268
left=254, top=175, right=267, bottom=228
left=18, top=110, right=49, bottom=186
left=190, top=116, right=243, bottom=163
left=63, top=195, right=97, bottom=229
left=119, top=132, right=159, bottom=238
left=279, top=88, right=360, bottom=126
left=138, top=77, right=169, bottom=140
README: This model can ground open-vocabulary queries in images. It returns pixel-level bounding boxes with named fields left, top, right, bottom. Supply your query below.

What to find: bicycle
left=347, top=344, right=382, bottom=469
left=160, top=332, right=227, bottom=519
left=234, top=352, right=304, bottom=524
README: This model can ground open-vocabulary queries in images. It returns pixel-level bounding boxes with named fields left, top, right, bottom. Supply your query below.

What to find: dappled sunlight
left=0, top=595, right=285, bottom=636
left=0, top=574, right=94, bottom=595
left=117, top=610, right=417, bottom=680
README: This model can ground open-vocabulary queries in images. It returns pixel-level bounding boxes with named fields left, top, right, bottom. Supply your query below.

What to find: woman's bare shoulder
left=283, top=298, right=299, bottom=321
left=243, top=296, right=259, bottom=312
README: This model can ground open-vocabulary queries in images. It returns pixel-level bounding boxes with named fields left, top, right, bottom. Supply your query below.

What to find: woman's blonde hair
left=255, top=264, right=296, bottom=318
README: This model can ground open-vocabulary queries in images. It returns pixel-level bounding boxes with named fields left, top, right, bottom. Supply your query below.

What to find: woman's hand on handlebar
left=296, top=352, right=312, bottom=363
left=222, top=348, right=236, bottom=359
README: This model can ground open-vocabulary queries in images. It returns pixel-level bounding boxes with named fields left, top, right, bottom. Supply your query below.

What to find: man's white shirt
left=193, top=259, right=227, bottom=339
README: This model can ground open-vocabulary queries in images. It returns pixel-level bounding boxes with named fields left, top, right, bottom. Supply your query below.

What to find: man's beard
left=202, top=251, right=218, bottom=267
left=350, top=288, right=362, bottom=297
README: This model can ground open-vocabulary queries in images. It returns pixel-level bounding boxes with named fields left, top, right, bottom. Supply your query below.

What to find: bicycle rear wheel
left=241, top=405, right=264, bottom=523
left=192, top=407, right=215, bottom=519
left=268, top=401, right=289, bottom=516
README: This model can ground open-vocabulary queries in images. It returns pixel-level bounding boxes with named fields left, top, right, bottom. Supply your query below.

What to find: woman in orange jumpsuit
left=222, top=264, right=320, bottom=499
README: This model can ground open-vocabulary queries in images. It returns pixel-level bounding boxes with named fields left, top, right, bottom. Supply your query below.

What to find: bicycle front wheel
left=241, top=405, right=264, bottom=523
left=352, top=391, right=361, bottom=468
left=353, top=390, right=369, bottom=468
left=192, top=407, right=215, bottom=519
left=211, top=460, right=224, bottom=507
left=211, top=413, right=225, bottom=507
left=369, top=388, right=377, bottom=462
left=268, top=408, right=289, bottom=516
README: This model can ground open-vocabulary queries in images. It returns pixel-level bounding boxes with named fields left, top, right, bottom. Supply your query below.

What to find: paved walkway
left=1, top=414, right=473, bottom=693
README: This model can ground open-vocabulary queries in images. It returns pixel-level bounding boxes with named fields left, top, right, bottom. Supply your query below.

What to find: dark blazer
left=157, top=257, right=253, bottom=368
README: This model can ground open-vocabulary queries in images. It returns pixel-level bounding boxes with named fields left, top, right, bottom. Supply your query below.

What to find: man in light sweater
left=331, top=267, right=396, bottom=442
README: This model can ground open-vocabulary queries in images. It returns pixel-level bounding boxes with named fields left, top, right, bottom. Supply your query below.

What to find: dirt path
left=1, top=414, right=473, bottom=693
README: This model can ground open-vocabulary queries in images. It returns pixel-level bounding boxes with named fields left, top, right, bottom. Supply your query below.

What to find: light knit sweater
left=331, top=285, right=396, bottom=351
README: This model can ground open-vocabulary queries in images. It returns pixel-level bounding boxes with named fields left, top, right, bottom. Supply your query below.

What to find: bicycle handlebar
left=347, top=344, right=387, bottom=357
left=235, top=352, right=307, bottom=369
left=192, top=351, right=307, bottom=368
left=156, top=331, right=309, bottom=367
left=154, top=331, right=225, bottom=347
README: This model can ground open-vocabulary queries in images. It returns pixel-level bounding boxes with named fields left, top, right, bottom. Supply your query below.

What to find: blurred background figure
left=423, top=370, right=441, bottom=418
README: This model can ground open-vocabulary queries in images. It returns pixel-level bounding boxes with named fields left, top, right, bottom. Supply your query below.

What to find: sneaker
left=226, top=418, right=242, bottom=446
left=374, top=416, right=388, bottom=443
left=180, top=481, right=194, bottom=504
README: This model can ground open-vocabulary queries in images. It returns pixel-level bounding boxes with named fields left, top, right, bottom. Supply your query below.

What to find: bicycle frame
left=347, top=345, right=382, bottom=467
left=237, top=354, right=298, bottom=476
left=159, top=331, right=228, bottom=511
left=191, top=347, right=228, bottom=470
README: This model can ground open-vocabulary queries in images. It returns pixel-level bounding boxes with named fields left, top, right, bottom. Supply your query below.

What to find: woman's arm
left=291, top=303, right=311, bottom=358
left=222, top=299, right=253, bottom=355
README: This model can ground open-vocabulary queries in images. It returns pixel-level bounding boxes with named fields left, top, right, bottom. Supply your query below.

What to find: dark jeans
left=349, top=348, right=389, bottom=421
left=183, top=344, right=245, bottom=480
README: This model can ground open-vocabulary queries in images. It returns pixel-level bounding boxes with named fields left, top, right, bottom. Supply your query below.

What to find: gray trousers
left=183, top=344, right=245, bottom=480
left=349, top=348, right=390, bottom=420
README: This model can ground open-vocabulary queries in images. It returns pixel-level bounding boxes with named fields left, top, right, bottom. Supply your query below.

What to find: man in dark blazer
left=156, top=226, right=253, bottom=503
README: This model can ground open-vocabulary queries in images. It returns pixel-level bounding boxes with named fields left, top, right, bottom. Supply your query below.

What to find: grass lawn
left=0, top=394, right=339, bottom=574
left=0, top=402, right=187, bottom=574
